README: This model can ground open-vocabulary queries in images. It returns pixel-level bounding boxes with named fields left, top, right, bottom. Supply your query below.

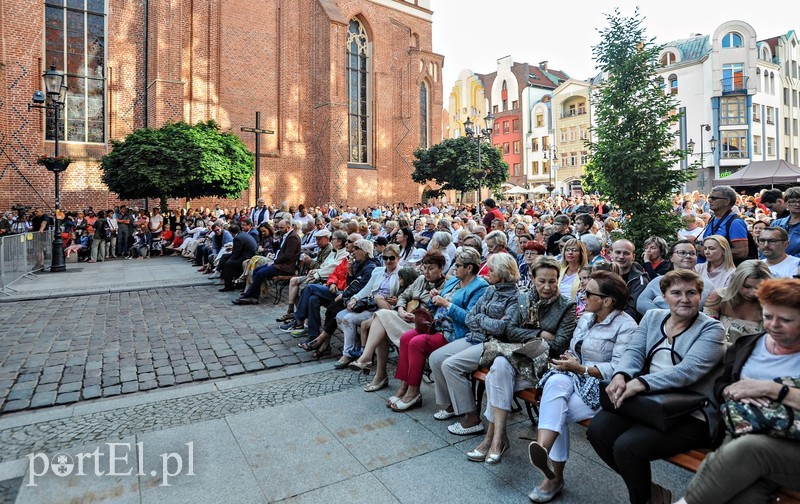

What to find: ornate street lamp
left=543, top=145, right=558, bottom=195
left=464, top=112, right=494, bottom=215
left=29, top=65, right=70, bottom=272
left=688, top=124, right=716, bottom=192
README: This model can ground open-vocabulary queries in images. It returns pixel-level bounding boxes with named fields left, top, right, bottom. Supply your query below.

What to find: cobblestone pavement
left=0, top=284, right=344, bottom=413
left=0, top=366, right=372, bottom=463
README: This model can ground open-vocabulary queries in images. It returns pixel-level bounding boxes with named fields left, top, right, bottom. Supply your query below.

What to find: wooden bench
left=471, top=370, right=800, bottom=503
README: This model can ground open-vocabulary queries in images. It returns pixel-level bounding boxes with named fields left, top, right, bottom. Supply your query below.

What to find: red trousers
left=395, top=329, right=448, bottom=387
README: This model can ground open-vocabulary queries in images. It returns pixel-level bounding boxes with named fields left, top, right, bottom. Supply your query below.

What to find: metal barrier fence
left=0, top=230, right=54, bottom=292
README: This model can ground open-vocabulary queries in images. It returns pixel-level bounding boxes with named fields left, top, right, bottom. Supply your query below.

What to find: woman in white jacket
left=334, top=244, right=403, bottom=369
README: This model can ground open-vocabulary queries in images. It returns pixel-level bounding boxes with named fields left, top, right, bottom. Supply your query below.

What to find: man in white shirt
left=759, top=227, right=800, bottom=278
left=250, top=198, right=270, bottom=226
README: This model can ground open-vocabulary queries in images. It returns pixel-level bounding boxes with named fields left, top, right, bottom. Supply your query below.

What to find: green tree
left=100, top=120, right=254, bottom=210
left=412, top=136, right=509, bottom=196
left=583, top=9, right=692, bottom=250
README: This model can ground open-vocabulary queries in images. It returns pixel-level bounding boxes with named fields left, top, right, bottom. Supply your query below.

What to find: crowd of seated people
left=17, top=185, right=796, bottom=502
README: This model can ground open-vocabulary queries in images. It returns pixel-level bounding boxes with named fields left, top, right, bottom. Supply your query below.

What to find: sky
left=432, top=0, right=797, bottom=87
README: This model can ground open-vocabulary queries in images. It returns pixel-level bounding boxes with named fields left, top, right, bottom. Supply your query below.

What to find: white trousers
left=484, top=356, right=535, bottom=423
left=537, top=373, right=598, bottom=462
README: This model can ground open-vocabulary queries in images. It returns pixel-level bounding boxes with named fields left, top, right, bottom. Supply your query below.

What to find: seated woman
left=333, top=244, right=404, bottom=369
left=466, top=257, right=576, bottom=463
left=558, top=239, right=588, bottom=300
left=389, top=250, right=479, bottom=410
left=427, top=250, right=511, bottom=435
left=64, top=231, right=84, bottom=259
left=348, top=251, right=448, bottom=397
left=703, top=260, right=771, bottom=343
left=427, top=231, right=455, bottom=272
left=637, top=239, right=715, bottom=315
left=642, top=236, right=672, bottom=281
left=676, top=278, right=800, bottom=504
left=587, top=270, right=726, bottom=504
left=695, top=235, right=736, bottom=291
left=129, top=224, right=150, bottom=259
left=518, top=241, right=545, bottom=290
left=527, top=271, right=638, bottom=502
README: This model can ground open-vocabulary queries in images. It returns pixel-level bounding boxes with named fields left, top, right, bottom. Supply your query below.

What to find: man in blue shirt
left=772, top=186, right=800, bottom=258
left=701, top=185, right=749, bottom=263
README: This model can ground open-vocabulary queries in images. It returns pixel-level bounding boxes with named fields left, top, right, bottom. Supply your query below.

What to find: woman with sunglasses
left=527, top=271, right=636, bottom=502
left=333, top=244, right=404, bottom=371
left=636, top=239, right=715, bottom=317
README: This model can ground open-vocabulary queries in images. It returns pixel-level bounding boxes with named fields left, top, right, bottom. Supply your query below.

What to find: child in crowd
left=574, top=265, right=591, bottom=318
left=129, top=224, right=149, bottom=259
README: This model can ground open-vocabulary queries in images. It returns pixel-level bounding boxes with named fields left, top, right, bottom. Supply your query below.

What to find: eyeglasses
left=564, top=248, right=580, bottom=253
left=346, top=239, right=354, bottom=244
left=673, top=250, right=697, bottom=257
left=757, top=238, right=786, bottom=245
left=382, top=255, right=397, bottom=261
left=786, top=199, right=800, bottom=206
left=707, top=196, right=727, bottom=201
left=583, top=290, right=608, bottom=299
left=523, top=251, right=538, bottom=256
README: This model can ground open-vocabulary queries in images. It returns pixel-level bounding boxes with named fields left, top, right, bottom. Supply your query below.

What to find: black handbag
left=599, top=381, right=708, bottom=432
left=351, top=296, right=378, bottom=313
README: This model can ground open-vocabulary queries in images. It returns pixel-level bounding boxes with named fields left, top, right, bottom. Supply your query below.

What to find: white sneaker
left=209, top=272, right=221, bottom=278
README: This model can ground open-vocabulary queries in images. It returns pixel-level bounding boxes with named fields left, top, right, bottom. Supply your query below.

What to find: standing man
left=702, top=185, right=750, bottom=264
left=772, top=187, right=800, bottom=258
left=758, top=227, right=800, bottom=278
left=115, top=205, right=131, bottom=257
left=250, top=198, right=270, bottom=226
left=760, top=188, right=790, bottom=219
left=30, top=208, right=52, bottom=269
left=610, top=239, right=649, bottom=320
left=149, top=207, right=164, bottom=255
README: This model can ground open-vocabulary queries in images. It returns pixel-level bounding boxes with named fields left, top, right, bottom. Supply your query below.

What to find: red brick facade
left=0, top=0, right=443, bottom=212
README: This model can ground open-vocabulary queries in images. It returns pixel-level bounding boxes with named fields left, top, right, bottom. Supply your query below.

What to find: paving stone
left=34, top=383, right=59, bottom=392
left=7, top=388, right=34, bottom=401
left=224, top=365, right=245, bottom=375
left=188, top=362, right=205, bottom=371
left=38, top=373, right=62, bottom=385
left=83, top=376, right=102, bottom=386
left=158, top=376, right=176, bottom=387
left=121, top=381, right=139, bottom=393
left=58, top=381, right=83, bottom=394
left=243, top=361, right=265, bottom=372
left=55, top=392, right=80, bottom=404
left=2, top=399, right=31, bottom=412
left=139, top=380, right=158, bottom=390
left=190, top=370, right=209, bottom=380
left=102, top=385, right=121, bottom=397
left=139, top=372, right=156, bottom=381
left=208, top=369, right=226, bottom=378
left=175, top=374, right=193, bottom=384
left=263, top=358, right=285, bottom=369
left=102, top=375, right=120, bottom=386
left=29, top=391, right=57, bottom=408
left=155, top=367, right=173, bottom=376
left=173, top=365, right=190, bottom=375
left=82, top=385, right=102, bottom=399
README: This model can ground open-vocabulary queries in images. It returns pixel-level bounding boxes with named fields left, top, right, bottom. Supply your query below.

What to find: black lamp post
left=29, top=65, right=69, bottom=272
left=464, top=112, right=494, bottom=216
left=687, top=124, right=717, bottom=193
left=543, top=145, right=558, bottom=195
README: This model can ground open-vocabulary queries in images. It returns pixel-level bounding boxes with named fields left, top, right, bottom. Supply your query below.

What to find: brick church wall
left=0, top=0, right=443, bottom=213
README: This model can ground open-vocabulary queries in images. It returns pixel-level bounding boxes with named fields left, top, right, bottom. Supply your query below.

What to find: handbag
left=479, top=339, right=522, bottom=369
left=351, top=296, right=378, bottom=313
left=599, top=381, right=708, bottom=432
left=478, top=338, right=550, bottom=382
left=721, top=377, right=800, bottom=441
left=412, top=308, right=437, bottom=334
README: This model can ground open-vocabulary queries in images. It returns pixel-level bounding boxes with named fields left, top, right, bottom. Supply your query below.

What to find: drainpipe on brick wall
left=143, top=0, right=149, bottom=212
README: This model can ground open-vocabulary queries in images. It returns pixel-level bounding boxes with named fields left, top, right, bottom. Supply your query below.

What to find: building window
left=45, top=0, right=106, bottom=143
left=347, top=18, right=370, bottom=164
left=766, top=106, right=775, bottom=125
left=794, top=119, right=798, bottom=136
left=503, top=121, right=509, bottom=134
left=753, top=135, right=762, bottom=155
left=752, top=104, right=761, bottom=122
left=513, top=163, right=520, bottom=176
left=722, top=63, right=744, bottom=93
left=419, top=82, right=429, bottom=148
left=579, top=126, right=589, bottom=140
left=560, top=153, right=568, bottom=167
left=532, top=161, right=538, bottom=174
left=767, top=137, right=775, bottom=156
left=720, top=96, right=746, bottom=126
left=542, top=136, right=549, bottom=150
left=722, top=32, right=743, bottom=48
left=721, top=130, right=748, bottom=159
left=535, top=114, right=544, bottom=128
left=560, top=129, right=567, bottom=142
left=493, top=105, right=499, bottom=114
left=512, top=119, right=520, bottom=131
left=580, top=151, right=588, bottom=165
left=494, top=126, right=500, bottom=136
left=503, top=142, right=510, bottom=154
left=531, top=138, right=539, bottom=151
left=513, top=141, right=520, bottom=154
left=660, top=51, right=676, bottom=66
left=569, top=152, right=577, bottom=166
left=578, top=102, right=586, bottom=115
left=512, top=100, right=519, bottom=110
left=668, top=74, right=678, bottom=95
left=502, top=80, right=508, bottom=111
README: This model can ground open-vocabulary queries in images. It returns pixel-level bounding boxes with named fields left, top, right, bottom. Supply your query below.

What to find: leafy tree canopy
left=412, top=136, right=509, bottom=194
left=583, top=9, right=693, bottom=250
left=100, top=120, right=254, bottom=208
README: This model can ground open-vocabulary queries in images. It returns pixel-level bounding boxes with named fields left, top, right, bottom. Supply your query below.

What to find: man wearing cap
left=250, top=198, right=270, bottom=226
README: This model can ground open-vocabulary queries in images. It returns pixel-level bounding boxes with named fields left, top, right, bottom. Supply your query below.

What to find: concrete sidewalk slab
left=226, top=402, right=366, bottom=502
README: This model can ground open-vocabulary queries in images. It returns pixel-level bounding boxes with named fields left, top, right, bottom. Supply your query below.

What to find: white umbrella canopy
left=529, top=184, right=550, bottom=194
left=503, top=185, right=530, bottom=195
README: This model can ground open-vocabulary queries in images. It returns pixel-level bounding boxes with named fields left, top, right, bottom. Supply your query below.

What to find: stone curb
left=0, top=279, right=215, bottom=303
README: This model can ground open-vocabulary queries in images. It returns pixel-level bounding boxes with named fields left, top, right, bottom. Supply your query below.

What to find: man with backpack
left=701, top=185, right=756, bottom=265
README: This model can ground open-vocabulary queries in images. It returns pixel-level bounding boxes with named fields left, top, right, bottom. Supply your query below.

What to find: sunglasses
left=583, top=290, right=608, bottom=299
left=382, top=255, right=397, bottom=261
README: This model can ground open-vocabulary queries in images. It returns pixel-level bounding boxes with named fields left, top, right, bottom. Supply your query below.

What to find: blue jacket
left=441, top=275, right=489, bottom=342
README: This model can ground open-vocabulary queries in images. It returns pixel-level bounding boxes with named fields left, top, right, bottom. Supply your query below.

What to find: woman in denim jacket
left=527, top=271, right=637, bottom=502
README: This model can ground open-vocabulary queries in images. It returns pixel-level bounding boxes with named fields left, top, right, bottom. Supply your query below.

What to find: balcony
left=721, top=75, right=748, bottom=95
left=721, top=150, right=748, bottom=159
left=560, top=110, right=587, bottom=119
